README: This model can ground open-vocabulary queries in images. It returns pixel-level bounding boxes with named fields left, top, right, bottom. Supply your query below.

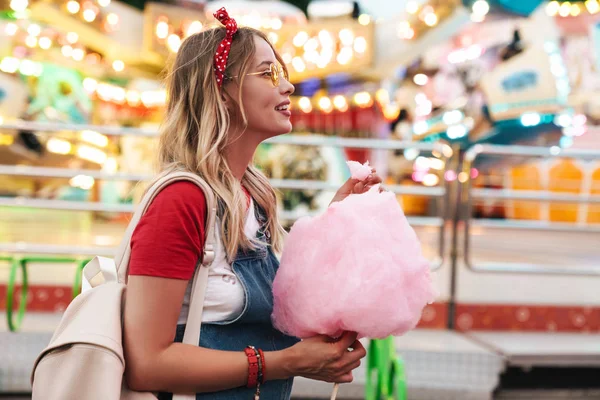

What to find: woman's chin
left=267, top=124, right=293, bottom=139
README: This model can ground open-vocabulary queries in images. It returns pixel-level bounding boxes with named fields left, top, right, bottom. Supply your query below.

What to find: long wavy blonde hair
left=155, top=26, right=287, bottom=261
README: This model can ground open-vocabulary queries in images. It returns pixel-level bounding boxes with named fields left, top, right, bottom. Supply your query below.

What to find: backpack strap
left=112, top=171, right=217, bottom=400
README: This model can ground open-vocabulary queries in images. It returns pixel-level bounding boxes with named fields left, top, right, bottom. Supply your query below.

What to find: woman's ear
left=221, top=92, right=228, bottom=105
left=221, top=86, right=234, bottom=110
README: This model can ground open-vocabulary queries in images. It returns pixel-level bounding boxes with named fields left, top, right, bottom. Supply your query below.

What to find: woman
left=123, top=8, right=381, bottom=399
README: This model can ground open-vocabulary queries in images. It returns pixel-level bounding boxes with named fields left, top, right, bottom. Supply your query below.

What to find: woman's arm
left=123, top=275, right=293, bottom=393
left=124, top=182, right=366, bottom=393
left=124, top=275, right=366, bottom=393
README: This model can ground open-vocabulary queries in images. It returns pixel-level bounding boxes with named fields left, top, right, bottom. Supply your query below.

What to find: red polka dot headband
left=213, top=7, right=238, bottom=88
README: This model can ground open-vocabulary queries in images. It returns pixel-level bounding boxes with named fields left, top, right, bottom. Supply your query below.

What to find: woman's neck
left=223, top=133, right=260, bottom=181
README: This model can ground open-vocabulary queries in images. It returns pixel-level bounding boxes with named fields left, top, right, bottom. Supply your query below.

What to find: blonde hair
left=155, top=26, right=287, bottom=261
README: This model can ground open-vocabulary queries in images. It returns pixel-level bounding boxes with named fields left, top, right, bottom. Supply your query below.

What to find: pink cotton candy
left=346, top=160, right=372, bottom=180
left=272, top=185, right=436, bottom=339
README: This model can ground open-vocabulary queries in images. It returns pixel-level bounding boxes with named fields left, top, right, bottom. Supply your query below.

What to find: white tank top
left=177, top=200, right=260, bottom=325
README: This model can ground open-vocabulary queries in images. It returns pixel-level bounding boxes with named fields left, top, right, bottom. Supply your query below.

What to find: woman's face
left=225, top=36, right=295, bottom=142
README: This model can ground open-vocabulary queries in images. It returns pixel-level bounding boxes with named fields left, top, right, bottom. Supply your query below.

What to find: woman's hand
left=330, top=169, right=383, bottom=205
left=285, top=331, right=367, bottom=383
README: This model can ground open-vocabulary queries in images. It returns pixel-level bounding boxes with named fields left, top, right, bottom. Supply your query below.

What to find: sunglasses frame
left=225, top=63, right=288, bottom=87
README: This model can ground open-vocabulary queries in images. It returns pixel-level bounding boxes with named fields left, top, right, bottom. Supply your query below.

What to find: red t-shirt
left=129, top=182, right=207, bottom=280
left=129, top=181, right=252, bottom=280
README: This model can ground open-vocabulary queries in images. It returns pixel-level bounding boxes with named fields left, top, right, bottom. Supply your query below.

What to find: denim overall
left=159, top=204, right=300, bottom=400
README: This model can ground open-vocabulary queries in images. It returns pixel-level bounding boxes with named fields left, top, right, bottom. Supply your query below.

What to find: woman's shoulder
left=129, top=181, right=208, bottom=279
left=151, top=181, right=208, bottom=211
left=137, top=180, right=209, bottom=229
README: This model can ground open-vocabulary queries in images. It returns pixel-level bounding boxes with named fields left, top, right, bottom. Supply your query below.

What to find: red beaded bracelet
left=258, top=348, right=266, bottom=384
left=244, top=346, right=259, bottom=389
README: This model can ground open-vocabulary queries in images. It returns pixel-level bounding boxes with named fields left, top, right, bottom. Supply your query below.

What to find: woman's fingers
left=339, top=343, right=366, bottom=365
left=367, top=173, right=383, bottom=185
left=352, top=181, right=365, bottom=194
left=350, top=339, right=367, bottom=355
left=355, top=175, right=382, bottom=194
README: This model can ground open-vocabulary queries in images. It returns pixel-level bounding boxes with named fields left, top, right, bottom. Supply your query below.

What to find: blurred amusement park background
left=1, top=0, right=600, bottom=398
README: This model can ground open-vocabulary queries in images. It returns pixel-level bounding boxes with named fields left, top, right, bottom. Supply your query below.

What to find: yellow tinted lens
left=270, top=63, right=279, bottom=87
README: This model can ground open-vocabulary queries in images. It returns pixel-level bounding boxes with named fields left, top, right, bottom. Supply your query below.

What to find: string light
left=303, top=38, right=319, bottom=53
left=126, top=90, right=141, bottom=106
left=375, top=88, right=390, bottom=104
left=16, top=60, right=40, bottom=75
left=167, top=34, right=181, bottom=52
left=520, top=112, right=541, bottom=127
left=66, top=0, right=80, bottom=14
left=10, top=0, right=28, bottom=12
left=77, top=145, right=107, bottom=164
left=339, top=29, right=354, bottom=46
left=354, top=36, right=367, bottom=53
left=282, top=52, right=292, bottom=64
left=333, top=95, right=348, bottom=112
left=5, top=23, right=18, bottom=36
left=61, top=45, right=73, bottom=57
left=80, top=130, right=108, bottom=147
left=318, top=96, right=333, bottom=113
left=337, top=47, right=353, bottom=65
left=67, top=32, right=79, bottom=44
left=70, top=175, right=95, bottom=190
left=83, top=77, right=98, bottom=93
left=318, top=30, right=334, bottom=49
left=72, top=48, right=85, bottom=61
left=292, top=57, right=306, bottom=73
left=47, top=138, right=72, bottom=154
left=156, top=21, right=169, bottom=39
left=39, top=37, right=52, bottom=49
left=112, top=60, right=124, bottom=71
left=547, top=1, right=560, bottom=16
left=472, top=0, right=490, bottom=16
left=423, top=173, right=440, bottom=187
left=447, top=124, right=467, bottom=139
left=406, top=1, right=419, bottom=14
left=293, top=31, right=309, bottom=47
left=186, top=20, right=202, bottom=37
left=140, top=90, right=166, bottom=108
left=586, top=0, right=600, bottom=14
left=268, top=32, right=279, bottom=44
left=152, top=21, right=371, bottom=74
left=545, top=0, right=600, bottom=16
left=97, top=0, right=110, bottom=7
left=298, top=97, right=312, bottom=113
left=559, top=2, right=571, bottom=17
left=424, top=13, right=438, bottom=26
left=27, top=24, right=41, bottom=37
left=25, top=36, right=38, bottom=48
left=271, top=18, right=282, bottom=30
left=68, top=75, right=414, bottom=116
left=0, top=57, right=20, bottom=73
left=443, top=110, right=463, bottom=125
left=414, top=74, right=429, bottom=86
left=354, top=92, right=372, bottom=107
left=358, top=14, right=371, bottom=25
left=83, top=9, right=97, bottom=22
left=106, top=13, right=119, bottom=26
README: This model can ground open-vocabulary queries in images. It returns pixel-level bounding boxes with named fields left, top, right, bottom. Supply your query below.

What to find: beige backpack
left=31, top=171, right=218, bottom=400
